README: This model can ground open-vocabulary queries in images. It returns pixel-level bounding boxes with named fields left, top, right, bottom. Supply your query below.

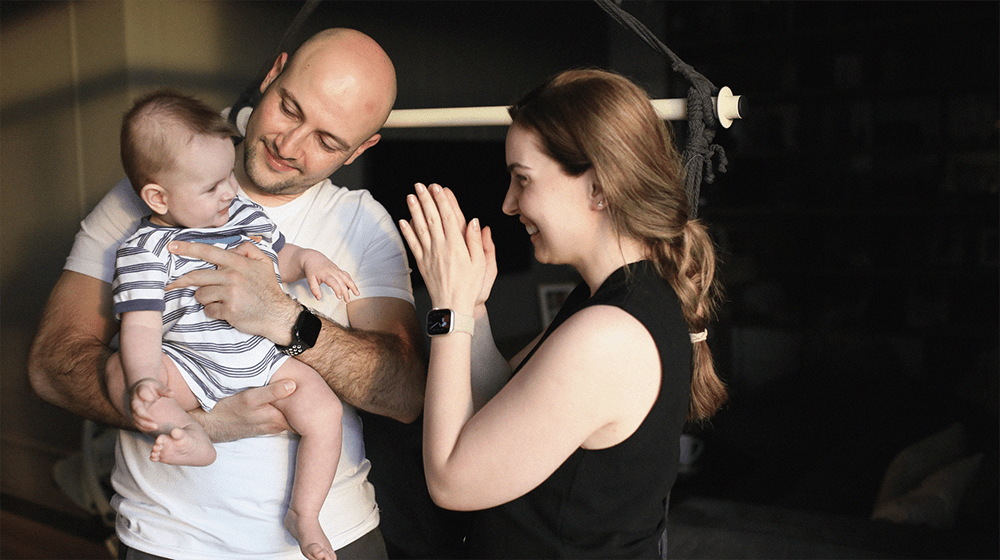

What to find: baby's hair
left=120, top=90, right=238, bottom=195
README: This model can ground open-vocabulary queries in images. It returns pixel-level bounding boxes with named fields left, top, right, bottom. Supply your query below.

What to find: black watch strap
left=276, top=305, right=322, bottom=356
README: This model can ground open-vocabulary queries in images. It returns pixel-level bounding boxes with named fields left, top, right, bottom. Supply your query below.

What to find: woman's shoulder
left=538, top=304, right=662, bottom=447
left=542, top=305, right=658, bottom=369
left=561, top=303, right=646, bottom=331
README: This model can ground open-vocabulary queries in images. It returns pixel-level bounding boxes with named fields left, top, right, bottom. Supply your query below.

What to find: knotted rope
left=593, top=0, right=728, bottom=218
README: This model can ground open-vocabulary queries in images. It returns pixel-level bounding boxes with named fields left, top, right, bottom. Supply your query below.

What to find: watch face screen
left=426, top=309, right=453, bottom=336
left=298, top=310, right=322, bottom=347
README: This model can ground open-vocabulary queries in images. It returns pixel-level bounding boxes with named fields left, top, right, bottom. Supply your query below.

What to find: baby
left=107, top=90, right=349, bottom=560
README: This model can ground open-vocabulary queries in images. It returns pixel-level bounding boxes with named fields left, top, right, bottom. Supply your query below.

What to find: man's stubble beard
left=242, top=139, right=312, bottom=196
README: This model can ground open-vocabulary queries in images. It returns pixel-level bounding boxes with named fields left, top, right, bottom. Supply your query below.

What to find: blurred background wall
left=2, top=0, right=304, bottom=514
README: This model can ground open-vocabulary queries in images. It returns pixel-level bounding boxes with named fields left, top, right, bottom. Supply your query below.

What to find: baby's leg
left=271, top=359, right=343, bottom=560
left=106, top=352, right=215, bottom=466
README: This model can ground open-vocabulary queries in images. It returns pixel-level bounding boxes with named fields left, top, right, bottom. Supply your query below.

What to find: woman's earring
left=597, top=200, right=605, bottom=209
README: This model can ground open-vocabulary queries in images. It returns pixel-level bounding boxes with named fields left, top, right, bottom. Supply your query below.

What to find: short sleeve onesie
left=112, top=195, right=289, bottom=410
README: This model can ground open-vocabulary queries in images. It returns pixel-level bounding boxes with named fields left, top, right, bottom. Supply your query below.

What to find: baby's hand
left=300, top=251, right=360, bottom=302
left=130, top=378, right=172, bottom=433
left=309, top=263, right=360, bottom=302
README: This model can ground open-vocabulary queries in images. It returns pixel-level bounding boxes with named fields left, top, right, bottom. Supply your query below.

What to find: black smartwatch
left=426, top=308, right=475, bottom=337
left=276, top=305, right=322, bottom=356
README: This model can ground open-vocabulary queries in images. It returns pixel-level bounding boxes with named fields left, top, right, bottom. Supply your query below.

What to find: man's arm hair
left=299, top=297, right=427, bottom=423
left=28, top=271, right=127, bottom=427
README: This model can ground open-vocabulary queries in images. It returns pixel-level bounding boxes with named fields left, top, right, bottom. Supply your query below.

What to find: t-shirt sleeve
left=112, top=243, right=167, bottom=319
left=272, top=231, right=286, bottom=254
left=354, top=191, right=414, bottom=305
left=65, top=178, right=149, bottom=283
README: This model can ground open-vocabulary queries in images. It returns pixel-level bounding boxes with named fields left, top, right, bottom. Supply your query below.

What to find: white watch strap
left=451, top=312, right=475, bottom=336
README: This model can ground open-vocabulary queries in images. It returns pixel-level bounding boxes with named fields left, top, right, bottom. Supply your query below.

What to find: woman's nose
left=501, top=185, right=518, bottom=216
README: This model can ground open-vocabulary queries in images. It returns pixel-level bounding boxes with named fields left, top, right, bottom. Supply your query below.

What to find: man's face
left=240, top=56, right=380, bottom=197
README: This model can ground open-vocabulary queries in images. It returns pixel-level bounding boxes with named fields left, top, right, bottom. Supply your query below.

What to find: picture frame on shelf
left=538, top=283, right=576, bottom=329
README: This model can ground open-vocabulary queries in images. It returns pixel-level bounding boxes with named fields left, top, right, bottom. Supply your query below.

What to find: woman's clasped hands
left=399, top=183, right=497, bottom=314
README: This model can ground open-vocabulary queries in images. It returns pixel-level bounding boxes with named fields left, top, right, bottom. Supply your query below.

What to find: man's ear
left=344, top=133, right=381, bottom=166
left=140, top=184, right=169, bottom=215
left=260, top=52, right=288, bottom=93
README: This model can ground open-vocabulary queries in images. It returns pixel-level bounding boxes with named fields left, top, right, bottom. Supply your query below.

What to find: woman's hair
left=120, top=89, right=238, bottom=194
left=508, top=68, right=727, bottom=422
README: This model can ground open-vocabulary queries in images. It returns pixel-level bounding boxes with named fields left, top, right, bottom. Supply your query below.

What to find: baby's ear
left=140, top=183, right=169, bottom=215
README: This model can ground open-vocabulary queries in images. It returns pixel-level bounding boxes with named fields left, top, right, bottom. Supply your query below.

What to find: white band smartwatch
left=426, top=308, right=475, bottom=337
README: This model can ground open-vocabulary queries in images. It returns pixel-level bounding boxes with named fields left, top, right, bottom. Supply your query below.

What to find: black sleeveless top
left=466, top=261, right=691, bottom=559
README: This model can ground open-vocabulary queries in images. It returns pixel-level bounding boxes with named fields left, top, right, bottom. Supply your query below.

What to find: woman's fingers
left=466, top=218, right=487, bottom=282
left=403, top=182, right=483, bottom=265
left=414, top=183, right=451, bottom=252
left=477, top=225, right=499, bottom=306
left=402, top=188, right=428, bottom=262
left=441, top=187, right=467, bottom=231
left=401, top=182, right=490, bottom=310
left=428, top=184, right=464, bottom=240
left=399, top=217, right=420, bottom=261
left=403, top=183, right=459, bottom=261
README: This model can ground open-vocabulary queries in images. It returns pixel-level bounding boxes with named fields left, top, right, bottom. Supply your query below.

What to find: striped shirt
left=112, top=196, right=289, bottom=410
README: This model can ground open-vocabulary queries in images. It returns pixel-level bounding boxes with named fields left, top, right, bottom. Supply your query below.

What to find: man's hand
left=165, top=240, right=300, bottom=345
left=192, top=380, right=297, bottom=443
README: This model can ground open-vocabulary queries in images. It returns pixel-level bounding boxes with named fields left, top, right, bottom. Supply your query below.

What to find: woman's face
left=503, top=124, right=596, bottom=266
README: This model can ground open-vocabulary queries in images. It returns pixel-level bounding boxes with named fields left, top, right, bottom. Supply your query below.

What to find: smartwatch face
left=426, top=309, right=454, bottom=336
left=297, top=310, right=322, bottom=347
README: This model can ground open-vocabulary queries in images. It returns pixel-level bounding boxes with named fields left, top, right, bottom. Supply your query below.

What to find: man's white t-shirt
left=66, top=177, right=414, bottom=559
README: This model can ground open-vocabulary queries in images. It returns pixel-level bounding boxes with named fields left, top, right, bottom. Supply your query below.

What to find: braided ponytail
left=662, top=220, right=726, bottom=422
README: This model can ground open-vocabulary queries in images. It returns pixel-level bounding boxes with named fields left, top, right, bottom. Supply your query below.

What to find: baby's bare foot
left=150, top=426, right=216, bottom=466
left=285, top=509, right=336, bottom=560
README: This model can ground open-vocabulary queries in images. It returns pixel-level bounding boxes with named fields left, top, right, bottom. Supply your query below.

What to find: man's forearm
left=299, top=316, right=426, bottom=423
left=28, top=330, right=127, bottom=428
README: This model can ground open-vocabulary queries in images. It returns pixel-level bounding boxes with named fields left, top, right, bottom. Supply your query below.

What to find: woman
left=399, top=68, right=728, bottom=558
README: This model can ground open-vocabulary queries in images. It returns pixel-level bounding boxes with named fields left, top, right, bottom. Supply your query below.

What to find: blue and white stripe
left=112, top=196, right=289, bottom=411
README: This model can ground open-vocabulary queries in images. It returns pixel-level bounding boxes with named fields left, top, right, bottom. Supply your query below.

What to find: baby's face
left=159, top=134, right=238, bottom=229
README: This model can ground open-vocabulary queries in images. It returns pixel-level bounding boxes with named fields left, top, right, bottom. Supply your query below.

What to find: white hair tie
left=689, top=330, right=708, bottom=344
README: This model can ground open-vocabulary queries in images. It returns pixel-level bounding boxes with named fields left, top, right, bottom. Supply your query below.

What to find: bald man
left=29, top=29, right=437, bottom=559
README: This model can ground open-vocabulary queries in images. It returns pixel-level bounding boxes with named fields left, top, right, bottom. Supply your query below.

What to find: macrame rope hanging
left=593, top=0, right=728, bottom=219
